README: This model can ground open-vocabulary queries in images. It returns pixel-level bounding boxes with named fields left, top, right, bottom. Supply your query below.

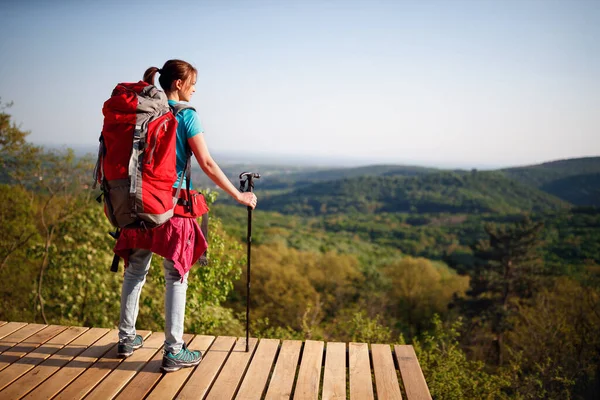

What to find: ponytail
left=143, top=66, right=160, bottom=85
left=143, top=60, right=197, bottom=92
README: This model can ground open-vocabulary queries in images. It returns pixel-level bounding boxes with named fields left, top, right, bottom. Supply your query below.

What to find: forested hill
left=500, top=157, right=600, bottom=205
left=540, top=173, right=600, bottom=206
left=259, top=170, right=570, bottom=216
left=214, top=156, right=599, bottom=207
left=198, top=164, right=439, bottom=192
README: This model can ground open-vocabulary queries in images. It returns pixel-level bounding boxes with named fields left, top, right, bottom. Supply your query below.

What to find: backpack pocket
left=104, top=179, right=136, bottom=228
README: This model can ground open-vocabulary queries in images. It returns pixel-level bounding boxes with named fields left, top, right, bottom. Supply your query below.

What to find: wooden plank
left=394, top=345, right=431, bottom=400
left=85, top=332, right=165, bottom=400
left=322, top=342, right=346, bottom=400
left=144, top=334, right=214, bottom=400
left=0, top=328, right=110, bottom=400
left=116, top=333, right=197, bottom=400
left=0, top=325, right=67, bottom=372
left=293, top=340, right=324, bottom=400
left=372, top=344, right=402, bottom=400
left=235, top=338, right=280, bottom=400
left=0, top=326, right=88, bottom=391
left=52, top=330, right=151, bottom=400
left=0, top=324, right=46, bottom=353
left=21, top=329, right=119, bottom=400
left=264, top=340, right=302, bottom=400
left=175, top=336, right=237, bottom=400
left=349, top=342, right=374, bottom=400
left=206, top=337, right=258, bottom=400
left=0, top=322, right=27, bottom=340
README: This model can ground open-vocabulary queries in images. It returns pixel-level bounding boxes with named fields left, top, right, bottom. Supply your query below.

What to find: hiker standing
left=115, top=59, right=257, bottom=372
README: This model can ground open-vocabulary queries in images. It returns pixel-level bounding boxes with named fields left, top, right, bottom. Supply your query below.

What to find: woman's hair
left=143, top=59, right=197, bottom=91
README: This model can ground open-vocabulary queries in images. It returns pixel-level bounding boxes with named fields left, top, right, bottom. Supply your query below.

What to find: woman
left=116, top=59, right=257, bottom=372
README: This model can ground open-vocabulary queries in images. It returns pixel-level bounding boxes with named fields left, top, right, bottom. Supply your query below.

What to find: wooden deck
left=0, top=321, right=431, bottom=400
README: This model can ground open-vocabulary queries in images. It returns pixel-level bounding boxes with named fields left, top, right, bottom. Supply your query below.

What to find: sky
left=0, top=0, right=598, bottom=169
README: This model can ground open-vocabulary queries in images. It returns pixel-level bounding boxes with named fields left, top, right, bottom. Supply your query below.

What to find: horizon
left=40, top=141, right=598, bottom=171
left=1, top=0, right=599, bottom=167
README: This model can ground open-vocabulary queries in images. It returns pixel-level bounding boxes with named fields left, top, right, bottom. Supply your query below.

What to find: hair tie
left=157, top=68, right=162, bottom=74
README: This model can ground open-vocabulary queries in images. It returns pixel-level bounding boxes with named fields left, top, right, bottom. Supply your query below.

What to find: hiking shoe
left=161, top=344, right=202, bottom=372
left=117, top=334, right=143, bottom=358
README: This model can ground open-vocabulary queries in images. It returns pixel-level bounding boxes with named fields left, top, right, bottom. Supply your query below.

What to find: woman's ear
left=172, top=79, right=183, bottom=91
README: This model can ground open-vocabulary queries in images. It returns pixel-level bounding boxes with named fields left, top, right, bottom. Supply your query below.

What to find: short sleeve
left=181, top=108, right=204, bottom=139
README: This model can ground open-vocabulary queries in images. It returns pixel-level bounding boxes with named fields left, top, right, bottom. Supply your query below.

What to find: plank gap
left=369, top=344, right=379, bottom=400
left=287, top=341, right=305, bottom=400
left=257, top=340, right=282, bottom=400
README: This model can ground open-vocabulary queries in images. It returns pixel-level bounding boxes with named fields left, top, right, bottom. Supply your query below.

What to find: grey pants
left=118, top=248, right=188, bottom=354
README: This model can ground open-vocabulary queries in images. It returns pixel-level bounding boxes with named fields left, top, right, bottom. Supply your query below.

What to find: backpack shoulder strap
left=169, top=103, right=196, bottom=116
left=170, top=102, right=198, bottom=210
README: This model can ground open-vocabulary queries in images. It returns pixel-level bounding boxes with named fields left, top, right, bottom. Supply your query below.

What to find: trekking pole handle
left=239, top=171, right=260, bottom=193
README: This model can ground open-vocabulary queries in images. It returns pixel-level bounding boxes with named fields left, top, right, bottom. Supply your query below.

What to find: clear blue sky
left=1, top=0, right=598, bottom=168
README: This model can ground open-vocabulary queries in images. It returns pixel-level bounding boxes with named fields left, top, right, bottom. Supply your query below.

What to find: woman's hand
left=238, top=192, right=257, bottom=209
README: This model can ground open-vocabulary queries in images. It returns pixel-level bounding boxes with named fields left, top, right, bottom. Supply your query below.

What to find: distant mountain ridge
left=259, top=170, right=571, bottom=216
left=500, top=157, right=600, bottom=206
left=251, top=156, right=600, bottom=209
left=500, top=156, right=600, bottom=186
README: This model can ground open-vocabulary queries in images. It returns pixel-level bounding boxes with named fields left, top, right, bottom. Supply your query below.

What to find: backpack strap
left=170, top=103, right=210, bottom=265
left=170, top=102, right=195, bottom=116
left=170, top=104, right=196, bottom=206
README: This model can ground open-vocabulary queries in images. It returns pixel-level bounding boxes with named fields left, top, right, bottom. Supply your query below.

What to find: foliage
left=381, top=256, right=470, bottom=337
left=540, top=173, right=600, bottom=206
left=250, top=317, right=305, bottom=340
left=326, top=309, right=392, bottom=343
left=413, top=315, right=511, bottom=399
left=0, top=184, right=38, bottom=271
left=504, top=277, right=600, bottom=399
left=0, top=99, right=42, bottom=186
left=31, top=201, right=122, bottom=327
left=459, top=217, right=547, bottom=365
left=228, top=242, right=321, bottom=332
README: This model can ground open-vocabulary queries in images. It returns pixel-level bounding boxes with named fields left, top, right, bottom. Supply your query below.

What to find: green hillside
left=501, top=157, right=600, bottom=186
left=500, top=157, right=600, bottom=206
left=259, top=170, right=570, bottom=216
left=540, top=173, right=600, bottom=206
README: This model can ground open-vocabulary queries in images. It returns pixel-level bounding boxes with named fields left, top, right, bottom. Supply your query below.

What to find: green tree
left=326, top=309, right=392, bottom=343
left=0, top=99, right=43, bottom=187
left=230, top=243, right=321, bottom=332
left=0, top=101, right=40, bottom=270
left=461, top=216, right=545, bottom=366
left=505, top=277, right=600, bottom=399
left=0, top=184, right=38, bottom=270
left=411, top=315, right=510, bottom=399
left=382, top=256, right=469, bottom=336
left=29, top=150, right=95, bottom=323
left=34, top=201, right=122, bottom=327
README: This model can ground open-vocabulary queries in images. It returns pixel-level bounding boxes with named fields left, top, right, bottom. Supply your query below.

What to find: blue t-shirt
left=168, top=100, right=204, bottom=189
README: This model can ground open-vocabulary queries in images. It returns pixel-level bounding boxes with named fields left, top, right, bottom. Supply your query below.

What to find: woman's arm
left=188, top=133, right=257, bottom=209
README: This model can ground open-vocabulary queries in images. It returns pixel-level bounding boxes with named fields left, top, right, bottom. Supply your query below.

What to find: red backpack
left=94, top=81, right=191, bottom=229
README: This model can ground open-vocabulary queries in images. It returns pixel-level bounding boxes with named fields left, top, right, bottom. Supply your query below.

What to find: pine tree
left=461, top=216, right=545, bottom=366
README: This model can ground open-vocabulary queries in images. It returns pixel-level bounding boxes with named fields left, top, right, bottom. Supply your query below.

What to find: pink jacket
left=114, top=217, right=208, bottom=278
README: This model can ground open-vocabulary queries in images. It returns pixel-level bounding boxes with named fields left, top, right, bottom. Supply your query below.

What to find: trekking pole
left=239, top=171, right=260, bottom=352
